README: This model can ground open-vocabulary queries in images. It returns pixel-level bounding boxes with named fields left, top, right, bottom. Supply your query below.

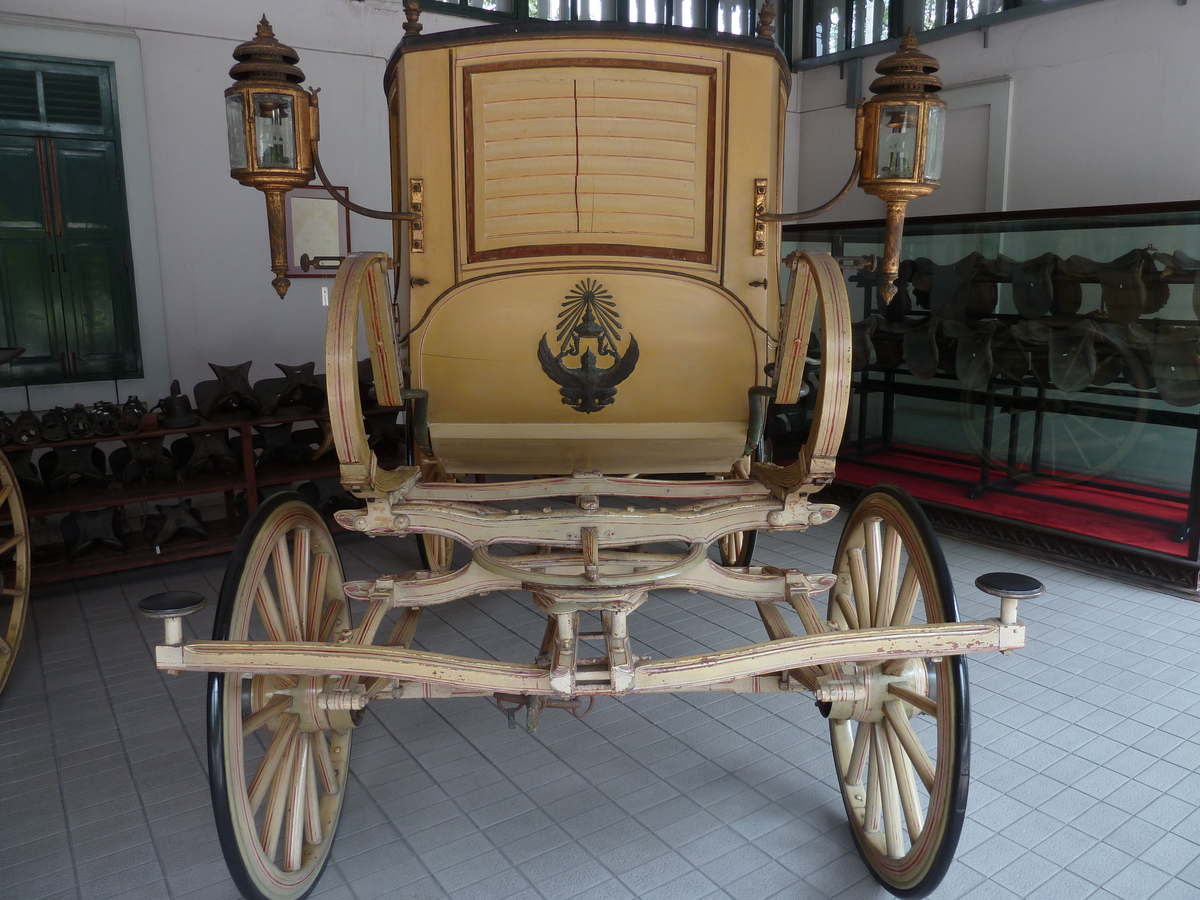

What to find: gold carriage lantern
left=858, top=29, right=946, bottom=303
left=225, top=17, right=318, bottom=298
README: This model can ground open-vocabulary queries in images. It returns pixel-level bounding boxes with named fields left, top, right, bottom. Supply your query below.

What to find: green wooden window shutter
left=0, top=54, right=140, bottom=385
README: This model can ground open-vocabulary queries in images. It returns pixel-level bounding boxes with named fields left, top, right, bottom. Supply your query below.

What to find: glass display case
left=785, top=200, right=1200, bottom=597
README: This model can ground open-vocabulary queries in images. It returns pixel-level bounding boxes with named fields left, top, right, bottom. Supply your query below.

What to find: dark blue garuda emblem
left=537, top=279, right=639, bottom=414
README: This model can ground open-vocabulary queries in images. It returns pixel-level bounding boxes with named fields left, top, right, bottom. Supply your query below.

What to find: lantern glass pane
left=924, top=105, right=946, bottom=182
left=225, top=95, right=248, bottom=169
left=253, top=93, right=296, bottom=169
left=875, top=104, right=918, bottom=180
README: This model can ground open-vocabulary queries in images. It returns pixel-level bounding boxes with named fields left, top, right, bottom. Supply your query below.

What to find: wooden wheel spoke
left=0, top=484, right=12, bottom=506
left=248, top=715, right=299, bottom=815
left=309, top=553, right=332, bottom=641
left=890, top=562, right=920, bottom=629
left=242, top=696, right=291, bottom=738
left=0, top=634, right=10, bottom=657
left=875, top=526, right=901, bottom=628
left=888, top=683, right=938, bottom=719
left=865, top=519, right=882, bottom=611
left=294, top=528, right=313, bottom=640
left=848, top=547, right=872, bottom=633
left=2, top=586, right=25, bottom=598
left=864, top=727, right=882, bottom=833
left=874, top=723, right=906, bottom=857
left=254, top=582, right=288, bottom=642
left=885, top=719, right=926, bottom=840
left=312, top=731, right=339, bottom=795
left=835, top=590, right=859, bottom=630
left=884, top=700, right=936, bottom=790
left=421, top=534, right=452, bottom=573
left=304, top=735, right=324, bottom=844
left=260, top=731, right=297, bottom=860
left=0, top=533, right=24, bottom=556
left=845, top=721, right=870, bottom=785
left=273, top=536, right=303, bottom=641
left=283, top=734, right=310, bottom=871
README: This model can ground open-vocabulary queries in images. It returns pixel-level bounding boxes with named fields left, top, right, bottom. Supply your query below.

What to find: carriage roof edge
left=383, top=19, right=791, bottom=93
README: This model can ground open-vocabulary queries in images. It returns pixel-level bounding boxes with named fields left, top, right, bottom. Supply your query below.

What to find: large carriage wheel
left=826, top=484, right=969, bottom=898
left=0, top=452, right=29, bottom=694
left=208, top=494, right=354, bottom=900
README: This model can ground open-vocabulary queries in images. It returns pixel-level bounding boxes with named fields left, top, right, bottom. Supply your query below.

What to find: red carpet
left=832, top=447, right=1192, bottom=558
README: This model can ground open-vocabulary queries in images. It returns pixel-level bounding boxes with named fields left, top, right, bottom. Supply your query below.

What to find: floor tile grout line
left=353, top=697, right=546, bottom=900
left=42, top=584, right=85, bottom=900
left=68, top=577, right=178, bottom=898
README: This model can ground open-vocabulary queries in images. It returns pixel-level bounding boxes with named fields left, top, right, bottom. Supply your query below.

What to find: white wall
left=788, top=0, right=1200, bottom=224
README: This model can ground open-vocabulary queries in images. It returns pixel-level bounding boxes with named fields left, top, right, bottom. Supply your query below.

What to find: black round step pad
left=138, top=590, right=207, bottom=618
left=975, top=572, right=1045, bottom=599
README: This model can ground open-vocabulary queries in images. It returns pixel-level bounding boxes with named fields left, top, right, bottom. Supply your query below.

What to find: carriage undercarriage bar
left=158, top=618, right=1023, bottom=693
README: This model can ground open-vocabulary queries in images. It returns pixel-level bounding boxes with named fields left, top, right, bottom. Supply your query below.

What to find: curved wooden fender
left=326, top=251, right=418, bottom=496
left=752, top=250, right=853, bottom=500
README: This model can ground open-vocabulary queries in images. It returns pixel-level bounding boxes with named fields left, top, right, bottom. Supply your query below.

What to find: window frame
left=416, top=0, right=792, bottom=56
left=797, top=0, right=1104, bottom=66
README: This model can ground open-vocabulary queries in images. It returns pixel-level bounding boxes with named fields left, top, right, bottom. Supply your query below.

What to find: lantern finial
left=403, top=0, right=424, bottom=36
left=869, top=28, right=942, bottom=97
left=230, top=18, right=305, bottom=84
left=756, top=0, right=776, bottom=41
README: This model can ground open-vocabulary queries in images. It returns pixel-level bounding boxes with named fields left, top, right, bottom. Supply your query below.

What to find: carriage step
left=138, top=591, right=207, bottom=664
left=139, top=590, right=207, bottom=619
left=975, top=573, right=1043, bottom=627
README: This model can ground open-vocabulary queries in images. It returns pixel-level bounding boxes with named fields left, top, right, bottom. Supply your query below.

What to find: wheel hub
left=814, top=658, right=931, bottom=722
left=248, top=674, right=361, bottom=733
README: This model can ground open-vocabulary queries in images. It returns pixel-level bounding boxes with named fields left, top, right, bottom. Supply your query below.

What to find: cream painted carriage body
left=388, top=27, right=788, bottom=476
left=147, top=20, right=1033, bottom=900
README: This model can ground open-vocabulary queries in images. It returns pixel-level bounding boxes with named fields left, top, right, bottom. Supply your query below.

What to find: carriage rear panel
left=387, top=30, right=789, bottom=474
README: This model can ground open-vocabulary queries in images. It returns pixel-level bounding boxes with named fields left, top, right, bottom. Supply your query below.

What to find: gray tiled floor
left=5, top=520, right=1200, bottom=900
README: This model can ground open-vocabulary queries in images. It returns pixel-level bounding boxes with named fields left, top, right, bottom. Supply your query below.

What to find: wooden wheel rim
left=0, top=451, right=30, bottom=695
left=208, top=494, right=352, bottom=900
left=828, top=484, right=968, bottom=898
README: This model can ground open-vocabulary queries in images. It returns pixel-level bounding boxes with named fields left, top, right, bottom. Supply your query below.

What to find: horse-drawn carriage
left=143, top=13, right=1032, bottom=899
